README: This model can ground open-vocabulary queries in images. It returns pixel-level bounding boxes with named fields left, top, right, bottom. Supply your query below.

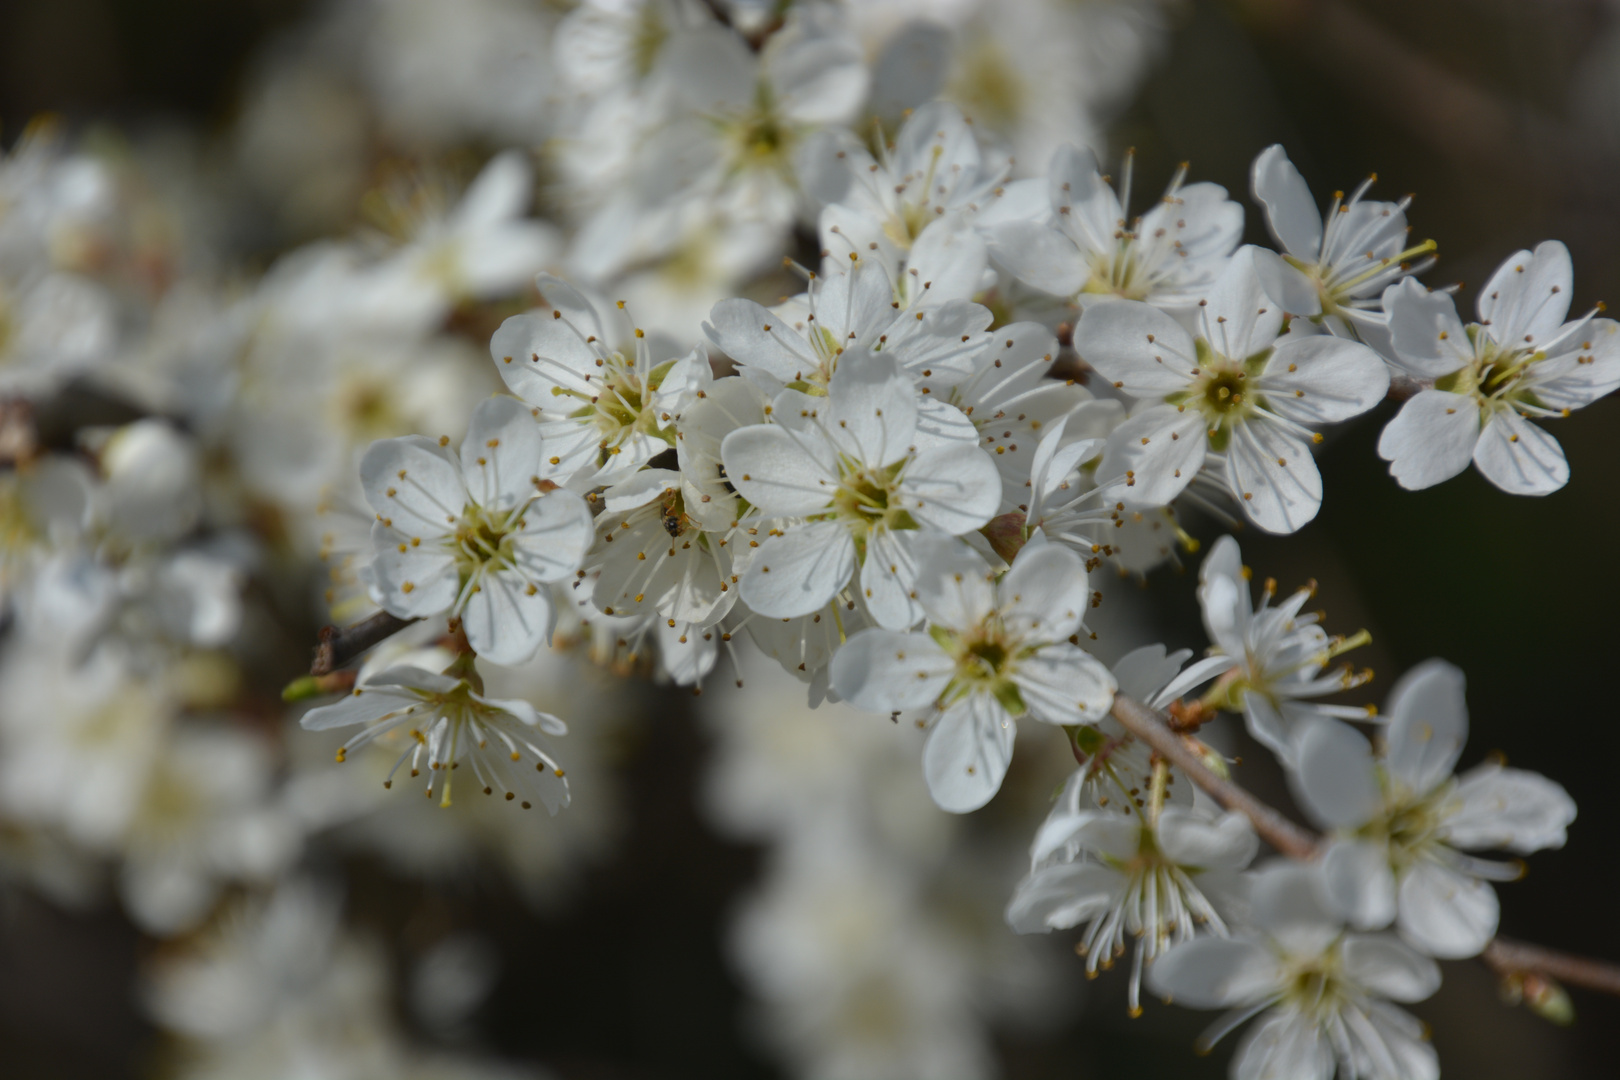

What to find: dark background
left=2, top=0, right=1618, bottom=1076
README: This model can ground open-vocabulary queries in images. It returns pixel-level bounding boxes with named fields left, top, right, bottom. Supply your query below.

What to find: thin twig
left=1484, top=937, right=1620, bottom=998
left=311, top=610, right=419, bottom=675
left=1110, top=693, right=1620, bottom=999
left=1109, top=693, right=1319, bottom=859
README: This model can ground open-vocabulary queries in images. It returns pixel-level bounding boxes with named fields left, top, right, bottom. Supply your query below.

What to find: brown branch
left=1110, top=693, right=1321, bottom=859
left=310, top=610, right=419, bottom=676
left=1110, top=692, right=1620, bottom=999
left=1484, top=937, right=1620, bottom=999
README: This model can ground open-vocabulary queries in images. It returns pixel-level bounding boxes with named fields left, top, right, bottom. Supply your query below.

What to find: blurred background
left=2, top=0, right=1618, bottom=1077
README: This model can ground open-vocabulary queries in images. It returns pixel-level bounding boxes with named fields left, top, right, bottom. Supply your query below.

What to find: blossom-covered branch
left=1111, top=688, right=1620, bottom=1000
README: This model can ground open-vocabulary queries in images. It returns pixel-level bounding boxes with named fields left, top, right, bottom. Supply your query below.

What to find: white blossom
left=1082, top=247, right=1390, bottom=533
left=705, top=250, right=992, bottom=393
left=810, top=100, right=1009, bottom=296
left=301, top=660, right=570, bottom=812
left=1249, top=144, right=1434, bottom=351
left=984, top=144, right=1242, bottom=314
left=1291, top=659, right=1576, bottom=958
left=1150, top=862, right=1441, bottom=1080
left=490, top=275, right=711, bottom=490
left=720, top=350, right=1000, bottom=630
left=1009, top=797, right=1255, bottom=1015
left=1066, top=643, right=1236, bottom=815
left=360, top=396, right=594, bottom=665
left=1196, top=535, right=1373, bottom=763
left=831, top=539, right=1115, bottom=812
left=1378, top=241, right=1620, bottom=494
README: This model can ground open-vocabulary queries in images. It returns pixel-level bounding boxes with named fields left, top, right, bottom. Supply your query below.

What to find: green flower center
left=1434, top=328, right=1545, bottom=414
left=450, top=502, right=523, bottom=584
left=1357, top=779, right=1453, bottom=873
left=824, top=458, right=917, bottom=558
left=931, top=618, right=1029, bottom=716
left=558, top=353, right=679, bottom=464
left=1166, top=341, right=1272, bottom=451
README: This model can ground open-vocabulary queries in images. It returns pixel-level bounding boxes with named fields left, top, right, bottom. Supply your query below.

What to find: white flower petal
left=1241, top=691, right=1296, bottom=763
left=463, top=569, right=554, bottom=666
left=822, top=352, right=922, bottom=466
left=1261, top=336, right=1390, bottom=424
left=1382, top=277, right=1473, bottom=377
left=1472, top=410, right=1568, bottom=495
left=1250, top=145, right=1323, bottom=260
left=361, top=436, right=466, bottom=537
left=1251, top=245, right=1322, bottom=317
left=1005, top=862, right=1119, bottom=933
left=859, top=526, right=927, bottom=630
left=1446, top=763, right=1576, bottom=854
left=1012, top=644, right=1116, bottom=726
left=1477, top=240, right=1573, bottom=348
left=1341, top=934, right=1442, bottom=1002
left=1321, top=838, right=1398, bottom=931
left=1230, top=1008, right=1335, bottom=1080
left=1098, top=404, right=1205, bottom=509
left=1197, top=248, right=1287, bottom=359
left=1147, top=937, right=1280, bottom=1009
left=1158, top=807, right=1258, bottom=871
left=1290, top=718, right=1381, bottom=829
left=490, top=309, right=602, bottom=408
left=1526, top=318, right=1620, bottom=409
left=299, top=686, right=421, bottom=731
left=459, top=397, right=543, bottom=509
left=368, top=526, right=460, bottom=617
left=1250, top=862, right=1338, bottom=929
left=1000, top=542, right=1089, bottom=641
left=1072, top=299, right=1199, bottom=397
left=922, top=694, right=1015, bottom=813
left=510, top=490, right=595, bottom=583
left=984, top=220, right=1087, bottom=298
left=1047, top=144, right=1124, bottom=256
left=704, top=298, right=820, bottom=383
left=1384, top=659, right=1468, bottom=796
left=829, top=629, right=952, bottom=712
left=1377, top=389, right=1479, bottom=490
left=912, top=536, right=997, bottom=630
left=1226, top=421, right=1321, bottom=534
left=900, top=230, right=991, bottom=312
left=720, top=424, right=839, bottom=516
left=1111, top=643, right=1194, bottom=704
left=451, top=151, right=531, bottom=231
left=901, top=442, right=1002, bottom=534
left=1396, top=859, right=1498, bottom=959
left=739, top=521, right=856, bottom=619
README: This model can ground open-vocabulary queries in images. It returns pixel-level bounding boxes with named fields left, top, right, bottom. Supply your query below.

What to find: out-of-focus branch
left=1110, top=692, right=1620, bottom=1000
left=310, top=610, right=419, bottom=675
left=1109, top=692, right=1319, bottom=859
left=0, top=379, right=156, bottom=466
left=1485, top=937, right=1620, bottom=999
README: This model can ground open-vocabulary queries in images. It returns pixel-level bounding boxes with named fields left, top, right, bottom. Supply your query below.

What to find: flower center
left=932, top=619, right=1027, bottom=715
left=336, top=375, right=404, bottom=442
left=1361, top=781, right=1453, bottom=871
left=1434, top=329, right=1541, bottom=413
left=562, top=353, right=678, bottom=461
left=1083, top=246, right=1153, bottom=301
left=450, top=502, right=521, bottom=583
left=1167, top=341, right=1271, bottom=451
left=828, top=458, right=916, bottom=553
left=949, top=39, right=1024, bottom=135
left=1279, top=949, right=1352, bottom=1021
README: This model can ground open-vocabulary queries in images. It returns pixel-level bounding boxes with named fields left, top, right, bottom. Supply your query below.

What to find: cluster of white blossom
left=0, top=1, right=1611, bottom=1078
